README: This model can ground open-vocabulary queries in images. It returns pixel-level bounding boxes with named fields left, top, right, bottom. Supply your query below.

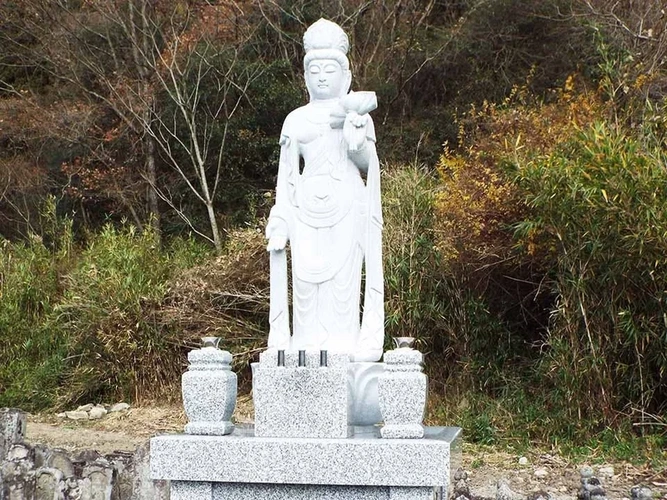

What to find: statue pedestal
left=151, top=425, right=461, bottom=500
left=152, top=348, right=461, bottom=499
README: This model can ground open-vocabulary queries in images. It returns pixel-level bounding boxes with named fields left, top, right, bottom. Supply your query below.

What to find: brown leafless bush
left=158, top=226, right=269, bottom=374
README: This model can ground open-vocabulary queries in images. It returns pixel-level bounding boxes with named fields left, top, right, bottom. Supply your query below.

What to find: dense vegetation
left=1, top=0, right=666, bottom=458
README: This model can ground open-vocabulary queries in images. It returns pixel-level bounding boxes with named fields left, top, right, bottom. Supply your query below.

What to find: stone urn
left=182, top=337, right=237, bottom=435
left=378, top=337, right=427, bottom=438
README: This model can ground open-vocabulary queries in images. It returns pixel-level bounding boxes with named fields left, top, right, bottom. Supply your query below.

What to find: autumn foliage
left=1, top=0, right=667, bottom=449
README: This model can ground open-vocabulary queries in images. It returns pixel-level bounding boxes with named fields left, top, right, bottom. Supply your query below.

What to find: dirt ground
left=24, top=398, right=667, bottom=500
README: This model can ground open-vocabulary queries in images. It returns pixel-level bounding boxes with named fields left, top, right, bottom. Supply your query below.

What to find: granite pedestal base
left=171, top=481, right=438, bottom=500
left=151, top=425, right=461, bottom=500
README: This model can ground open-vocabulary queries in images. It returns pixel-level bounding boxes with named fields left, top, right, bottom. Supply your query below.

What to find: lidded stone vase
left=182, top=337, right=237, bottom=435
left=378, top=337, right=427, bottom=438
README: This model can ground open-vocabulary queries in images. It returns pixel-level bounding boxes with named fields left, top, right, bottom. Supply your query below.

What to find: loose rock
left=534, top=468, right=549, bottom=479
left=497, top=478, right=521, bottom=500
left=453, top=468, right=471, bottom=500
left=580, top=466, right=594, bottom=479
left=528, top=490, right=551, bottom=500
left=519, top=456, right=529, bottom=466
left=579, top=468, right=608, bottom=500
left=65, top=411, right=89, bottom=421
left=631, top=486, right=652, bottom=500
left=76, top=404, right=94, bottom=412
left=598, top=466, right=614, bottom=479
left=7, top=443, right=32, bottom=461
left=109, top=402, right=130, bottom=413
left=89, top=406, right=107, bottom=420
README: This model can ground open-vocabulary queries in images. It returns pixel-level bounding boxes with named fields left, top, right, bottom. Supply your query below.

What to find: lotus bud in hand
left=330, top=91, right=377, bottom=152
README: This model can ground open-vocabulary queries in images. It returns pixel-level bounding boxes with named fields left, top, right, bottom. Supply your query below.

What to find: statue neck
left=309, top=98, right=339, bottom=108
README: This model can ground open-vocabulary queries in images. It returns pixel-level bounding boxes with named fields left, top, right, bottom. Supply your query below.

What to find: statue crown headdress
left=303, top=19, right=349, bottom=56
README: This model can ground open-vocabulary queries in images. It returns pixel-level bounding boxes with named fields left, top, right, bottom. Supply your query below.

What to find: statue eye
left=309, top=65, right=321, bottom=74
left=324, top=64, right=338, bottom=73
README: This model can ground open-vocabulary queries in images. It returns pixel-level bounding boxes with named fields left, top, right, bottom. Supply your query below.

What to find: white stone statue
left=266, top=18, right=384, bottom=362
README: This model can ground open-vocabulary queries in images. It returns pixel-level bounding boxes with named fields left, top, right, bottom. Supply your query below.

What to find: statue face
left=305, top=59, right=347, bottom=100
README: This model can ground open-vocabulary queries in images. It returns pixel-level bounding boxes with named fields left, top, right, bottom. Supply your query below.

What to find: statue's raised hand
left=343, top=111, right=369, bottom=152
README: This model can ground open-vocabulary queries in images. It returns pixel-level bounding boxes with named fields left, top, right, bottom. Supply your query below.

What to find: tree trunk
left=145, top=131, right=161, bottom=244
left=132, top=0, right=160, bottom=243
left=205, top=200, right=222, bottom=253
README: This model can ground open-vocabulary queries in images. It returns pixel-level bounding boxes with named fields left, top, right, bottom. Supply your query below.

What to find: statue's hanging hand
left=343, top=111, right=369, bottom=153
left=266, top=217, right=288, bottom=252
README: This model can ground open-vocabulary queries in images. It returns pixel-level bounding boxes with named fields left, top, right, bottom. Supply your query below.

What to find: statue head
left=303, top=19, right=352, bottom=101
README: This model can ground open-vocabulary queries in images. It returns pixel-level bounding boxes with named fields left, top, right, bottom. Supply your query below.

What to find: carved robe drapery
left=267, top=101, right=384, bottom=362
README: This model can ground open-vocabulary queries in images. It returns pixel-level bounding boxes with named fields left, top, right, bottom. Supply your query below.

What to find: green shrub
left=0, top=238, right=65, bottom=409
left=0, top=196, right=76, bottom=409
left=426, top=74, right=667, bottom=444
left=512, top=121, right=667, bottom=429
left=1, top=201, right=212, bottom=410
left=382, top=164, right=516, bottom=388
left=53, top=224, right=208, bottom=405
left=382, top=164, right=446, bottom=347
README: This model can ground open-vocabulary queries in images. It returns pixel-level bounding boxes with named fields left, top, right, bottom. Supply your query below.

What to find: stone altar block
left=151, top=425, right=462, bottom=500
left=254, top=350, right=350, bottom=438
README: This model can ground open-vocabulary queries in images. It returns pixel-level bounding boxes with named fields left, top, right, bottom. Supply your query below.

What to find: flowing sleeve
left=266, top=114, right=298, bottom=349
left=366, top=115, right=376, bottom=143
left=268, top=113, right=299, bottom=234
left=358, top=116, right=384, bottom=361
left=276, top=113, right=301, bottom=210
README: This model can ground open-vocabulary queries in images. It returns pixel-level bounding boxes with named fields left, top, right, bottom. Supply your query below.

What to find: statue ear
left=341, top=70, right=352, bottom=97
left=304, top=72, right=315, bottom=100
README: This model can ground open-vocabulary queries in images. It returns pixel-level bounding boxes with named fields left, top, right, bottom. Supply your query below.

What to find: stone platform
left=151, top=425, right=461, bottom=500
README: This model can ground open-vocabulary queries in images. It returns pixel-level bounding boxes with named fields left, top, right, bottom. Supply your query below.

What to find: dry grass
left=157, top=226, right=270, bottom=381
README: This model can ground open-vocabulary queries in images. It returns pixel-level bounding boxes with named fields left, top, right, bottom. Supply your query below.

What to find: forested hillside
left=1, top=0, right=666, bottom=456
